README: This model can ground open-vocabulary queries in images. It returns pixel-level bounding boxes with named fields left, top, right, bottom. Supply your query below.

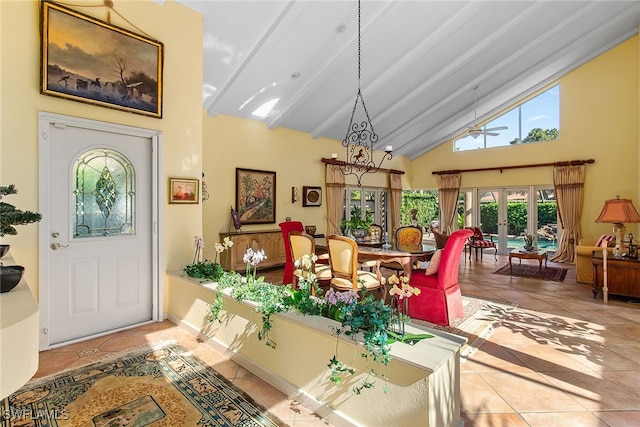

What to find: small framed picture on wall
left=302, top=186, right=322, bottom=207
left=169, top=178, right=199, bottom=204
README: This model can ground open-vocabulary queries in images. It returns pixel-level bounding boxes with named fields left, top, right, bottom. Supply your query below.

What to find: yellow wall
left=1, top=0, right=638, bottom=302
left=0, top=0, right=203, bottom=301
left=410, top=35, right=639, bottom=240
left=201, top=114, right=411, bottom=260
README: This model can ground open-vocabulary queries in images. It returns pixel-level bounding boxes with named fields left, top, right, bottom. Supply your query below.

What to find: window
left=73, top=148, right=135, bottom=238
left=400, top=189, right=440, bottom=229
left=344, top=187, right=388, bottom=232
left=455, top=84, right=559, bottom=151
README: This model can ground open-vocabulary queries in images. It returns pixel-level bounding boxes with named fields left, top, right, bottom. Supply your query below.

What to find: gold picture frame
left=169, top=178, right=199, bottom=204
left=40, top=1, right=164, bottom=118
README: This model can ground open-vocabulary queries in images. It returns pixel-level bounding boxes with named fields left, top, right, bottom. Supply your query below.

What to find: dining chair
left=289, top=231, right=331, bottom=294
left=279, top=221, right=304, bottom=285
left=395, top=225, right=423, bottom=252
left=433, top=230, right=450, bottom=249
left=407, top=228, right=473, bottom=326
left=326, top=235, right=386, bottom=300
left=380, top=225, right=424, bottom=274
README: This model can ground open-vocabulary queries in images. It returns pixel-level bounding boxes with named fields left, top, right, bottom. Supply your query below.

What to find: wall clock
left=302, top=186, right=322, bottom=207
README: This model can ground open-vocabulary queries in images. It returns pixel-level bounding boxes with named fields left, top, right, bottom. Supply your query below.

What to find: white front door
left=39, top=113, right=160, bottom=348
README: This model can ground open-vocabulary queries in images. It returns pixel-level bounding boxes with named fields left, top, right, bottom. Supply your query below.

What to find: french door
left=462, top=186, right=557, bottom=255
left=345, top=187, right=388, bottom=232
left=475, top=187, right=532, bottom=255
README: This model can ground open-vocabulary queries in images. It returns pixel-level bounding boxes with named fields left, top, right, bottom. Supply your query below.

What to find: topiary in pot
left=0, top=185, right=43, bottom=293
left=1, top=185, right=42, bottom=237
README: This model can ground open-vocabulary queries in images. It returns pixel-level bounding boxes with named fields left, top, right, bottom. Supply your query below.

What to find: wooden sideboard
left=220, top=230, right=286, bottom=271
left=592, top=253, right=640, bottom=298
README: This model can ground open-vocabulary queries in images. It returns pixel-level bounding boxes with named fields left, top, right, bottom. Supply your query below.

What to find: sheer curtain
left=437, top=173, right=461, bottom=234
left=389, top=173, right=403, bottom=235
left=550, top=164, right=585, bottom=262
left=325, top=165, right=345, bottom=237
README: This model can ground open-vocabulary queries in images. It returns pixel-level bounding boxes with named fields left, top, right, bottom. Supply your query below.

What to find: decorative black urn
left=0, top=265, right=24, bottom=293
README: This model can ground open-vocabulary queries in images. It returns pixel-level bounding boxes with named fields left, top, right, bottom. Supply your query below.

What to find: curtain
left=437, top=173, right=461, bottom=234
left=550, top=164, right=585, bottom=263
left=325, top=165, right=345, bottom=237
left=389, top=173, right=403, bottom=235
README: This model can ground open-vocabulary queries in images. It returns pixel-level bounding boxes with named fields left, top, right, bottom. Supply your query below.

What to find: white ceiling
left=175, top=0, right=640, bottom=159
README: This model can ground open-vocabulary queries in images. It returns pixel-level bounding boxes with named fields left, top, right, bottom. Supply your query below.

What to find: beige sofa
left=575, top=238, right=614, bottom=284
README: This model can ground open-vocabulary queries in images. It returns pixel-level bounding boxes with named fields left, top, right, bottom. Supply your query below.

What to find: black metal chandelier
left=338, top=0, right=392, bottom=187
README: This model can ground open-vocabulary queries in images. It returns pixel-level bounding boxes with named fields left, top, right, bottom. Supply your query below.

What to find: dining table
left=357, top=244, right=436, bottom=279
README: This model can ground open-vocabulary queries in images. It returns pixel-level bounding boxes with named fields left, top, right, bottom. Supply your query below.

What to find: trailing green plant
left=0, top=185, right=42, bottom=236
left=183, top=260, right=224, bottom=282
left=328, top=291, right=393, bottom=394
left=207, top=248, right=296, bottom=349
left=327, top=355, right=355, bottom=385
left=285, top=279, right=324, bottom=316
left=232, top=274, right=293, bottom=349
left=203, top=250, right=409, bottom=395
left=206, top=270, right=240, bottom=321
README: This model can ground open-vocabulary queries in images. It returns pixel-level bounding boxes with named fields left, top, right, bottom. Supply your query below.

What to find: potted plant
left=183, top=236, right=233, bottom=283
left=523, top=233, right=535, bottom=251
left=1, top=184, right=43, bottom=292
left=341, top=205, right=373, bottom=240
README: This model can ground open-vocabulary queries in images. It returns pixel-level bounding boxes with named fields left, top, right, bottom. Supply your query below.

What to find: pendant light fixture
left=338, top=0, right=392, bottom=187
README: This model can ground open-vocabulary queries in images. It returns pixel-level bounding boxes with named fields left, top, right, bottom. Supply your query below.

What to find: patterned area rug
left=410, top=295, right=518, bottom=358
left=494, top=263, right=568, bottom=282
left=1, top=341, right=283, bottom=427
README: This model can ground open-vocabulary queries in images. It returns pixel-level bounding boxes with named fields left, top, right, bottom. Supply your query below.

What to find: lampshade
left=595, top=197, right=640, bottom=224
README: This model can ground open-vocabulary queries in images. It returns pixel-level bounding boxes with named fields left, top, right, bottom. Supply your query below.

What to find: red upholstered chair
left=407, top=228, right=473, bottom=326
left=279, top=221, right=304, bottom=285
left=466, top=226, right=497, bottom=261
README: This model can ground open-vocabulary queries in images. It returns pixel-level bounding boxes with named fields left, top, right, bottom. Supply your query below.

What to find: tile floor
left=33, top=254, right=640, bottom=426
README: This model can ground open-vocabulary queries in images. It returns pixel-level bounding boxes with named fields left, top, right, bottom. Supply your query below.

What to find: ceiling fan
left=466, top=86, right=507, bottom=138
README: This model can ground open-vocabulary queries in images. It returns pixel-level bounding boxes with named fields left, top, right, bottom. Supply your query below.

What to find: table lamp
left=595, top=196, right=640, bottom=257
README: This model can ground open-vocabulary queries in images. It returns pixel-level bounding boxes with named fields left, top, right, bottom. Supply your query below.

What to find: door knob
left=50, top=242, right=69, bottom=250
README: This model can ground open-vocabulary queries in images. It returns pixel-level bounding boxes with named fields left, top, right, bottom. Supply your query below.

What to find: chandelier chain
left=337, top=0, right=392, bottom=187
left=357, top=0, right=361, bottom=85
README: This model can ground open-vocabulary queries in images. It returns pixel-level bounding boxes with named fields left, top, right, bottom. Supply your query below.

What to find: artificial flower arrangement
left=523, top=233, right=535, bottom=250
left=197, top=247, right=432, bottom=395
left=387, top=274, right=421, bottom=300
left=387, top=274, right=421, bottom=338
left=183, top=236, right=233, bottom=282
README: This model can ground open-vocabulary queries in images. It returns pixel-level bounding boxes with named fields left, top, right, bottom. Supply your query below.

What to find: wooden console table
left=219, top=230, right=286, bottom=271
left=592, top=253, right=640, bottom=298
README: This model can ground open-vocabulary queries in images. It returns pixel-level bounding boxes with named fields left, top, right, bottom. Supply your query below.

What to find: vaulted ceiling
left=176, top=0, right=640, bottom=159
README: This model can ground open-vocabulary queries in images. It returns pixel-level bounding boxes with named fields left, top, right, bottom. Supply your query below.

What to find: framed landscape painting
left=40, top=0, right=164, bottom=118
left=236, top=168, right=276, bottom=224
